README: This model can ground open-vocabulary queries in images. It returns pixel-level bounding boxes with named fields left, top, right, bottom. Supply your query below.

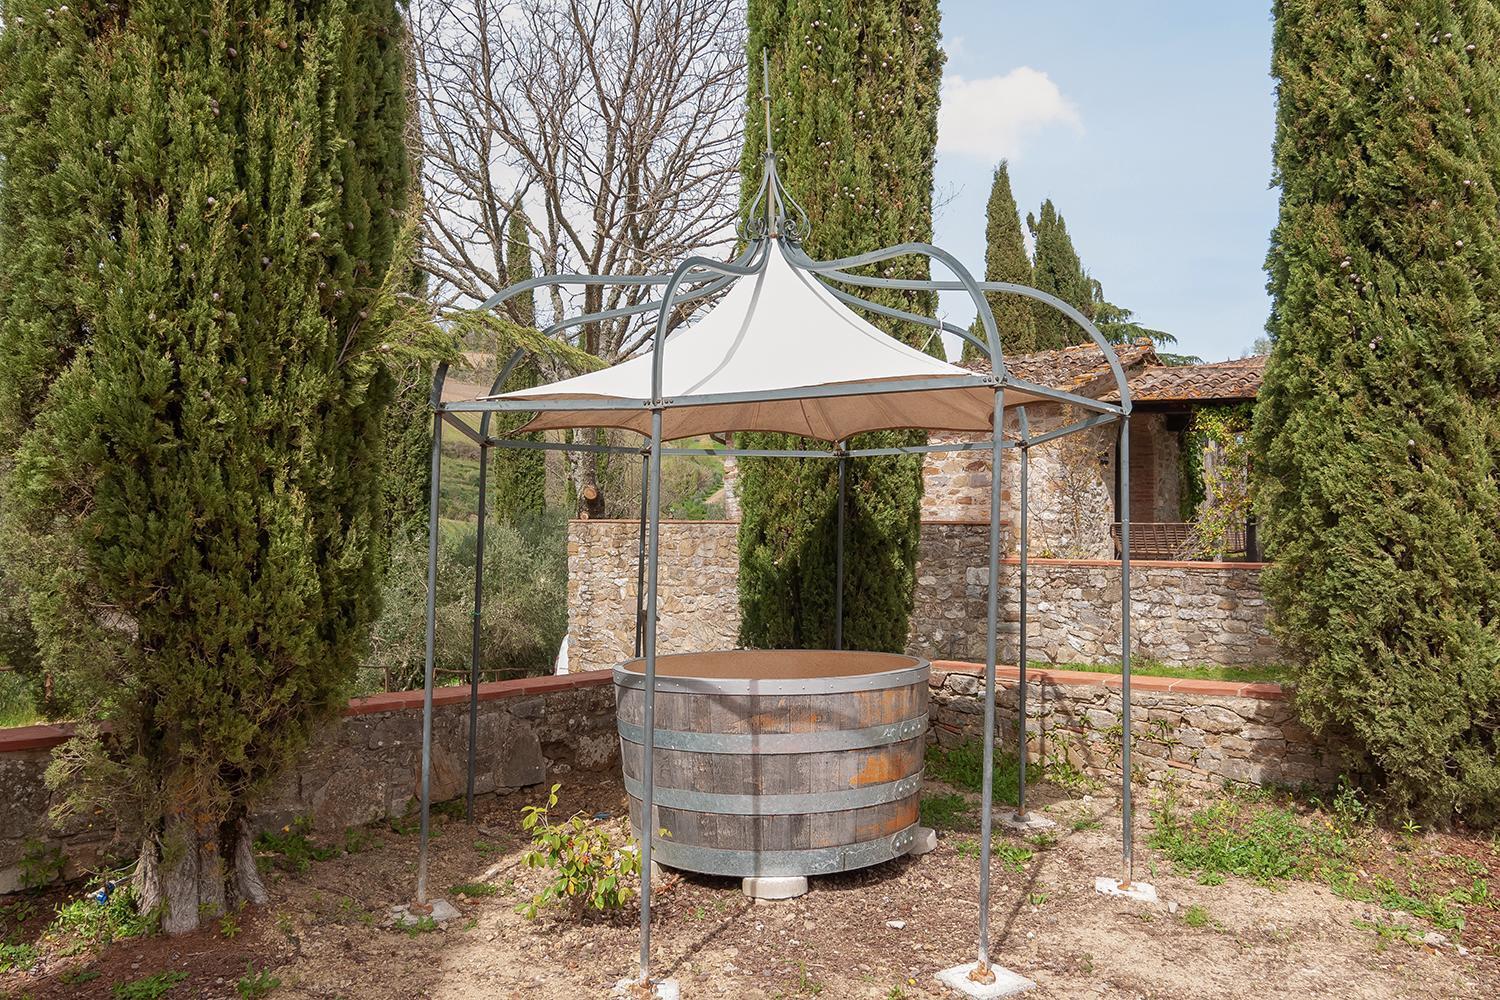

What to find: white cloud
left=937, top=67, right=1082, bottom=161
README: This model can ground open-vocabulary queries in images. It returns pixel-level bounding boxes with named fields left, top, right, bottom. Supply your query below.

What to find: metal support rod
left=637, top=408, right=665, bottom=983
left=1120, top=416, right=1134, bottom=883
left=466, top=437, right=489, bottom=822
left=634, top=451, right=649, bottom=658
left=835, top=441, right=847, bottom=651
left=1015, top=408, right=1030, bottom=821
left=415, top=365, right=448, bottom=906
left=977, top=385, right=1006, bottom=971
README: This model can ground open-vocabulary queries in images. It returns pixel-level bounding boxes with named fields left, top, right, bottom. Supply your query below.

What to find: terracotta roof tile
left=961, top=343, right=1266, bottom=405
left=961, top=340, right=1156, bottom=396
left=1108, top=355, right=1265, bottom=403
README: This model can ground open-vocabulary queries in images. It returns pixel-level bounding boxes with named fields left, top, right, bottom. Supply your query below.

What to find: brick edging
left=0, top=669, right=616, bottom=755
left=928, top=659, right=1286, bottom=701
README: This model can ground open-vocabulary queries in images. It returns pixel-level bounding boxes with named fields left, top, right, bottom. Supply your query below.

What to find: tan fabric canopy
left=489, top=242, right=1046, bottom=442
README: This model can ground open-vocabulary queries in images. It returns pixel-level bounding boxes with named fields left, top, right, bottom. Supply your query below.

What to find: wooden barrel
left=614, top=649, right=929, bottom=878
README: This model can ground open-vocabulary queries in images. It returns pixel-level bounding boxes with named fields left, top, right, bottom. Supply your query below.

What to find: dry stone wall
left=568, top=520, right=1283, bottom=673
left=0, top=674, right=617, bottom=894
left=928, top=663, right=1342, bottom=793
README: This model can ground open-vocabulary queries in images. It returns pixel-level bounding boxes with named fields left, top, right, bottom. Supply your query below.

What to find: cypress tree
left=736, top=0, right=943, bottom=652
left=0, top=0, right=414, bottom=930
left=1026, top=199, right=1094, bottom=349
left=1254, top=0, right=1500, bottom=822
left=964, top=162, right=1037, bottom=361
left=491, top=211, right=546, bottom=515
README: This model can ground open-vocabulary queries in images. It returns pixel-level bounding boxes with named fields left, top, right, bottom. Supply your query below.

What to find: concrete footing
left=391, top=898, right=461, bottom=927
left=612, top=977, right=680, bottom=1000
left=907, top=826, right=939, bottom=856
left=1093, top=876, right=1157, bottom=903
left=997, top=811, right=1055, bottom=833
left=742, top=875, right=808, bottom=900
left=934, top=962, right=1036, bottom=997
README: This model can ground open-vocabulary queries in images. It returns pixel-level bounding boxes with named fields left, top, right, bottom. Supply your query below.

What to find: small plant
left=1027, top=892, right=1048, bottom=907
left=954, top=838, right=980, bottom=859
left=1072, top=814, right=1101, bottom=832
left=796, top=961, right=824, bottom=996
left=516, top=784, right=642, bottom=919
left=1027, top=832, right=1058, bottom=850
left=448, top=882, right=499, bottom=898
left=886, top=988, right=907, bottom=1000
left=918, top=793, right=972, bottom=831
left=993, top=840, right=1034, bottom=873
left=219, top=913, right=242, bottom=939
left=236, top=962, right=281, bottom=998
left=49, top=880, right=158, bottom=945
left=256, top=817, right=338, bottom=873
left=61, top=969, right=101, bottom=986
left=0, top=941, right=38, bottom=973
left=473, top=839, right=499, bottom=857
left=18, top=840, right=65, bottom=889
left=112, top=970, right=189, bottom=1000
left=403, top=915, right=438, bottom=937
left=1182, top=905, right=1210, bottom=928
left=389, top=811, right=419, bottom=836
left=343, top=826, right=379, bottom=855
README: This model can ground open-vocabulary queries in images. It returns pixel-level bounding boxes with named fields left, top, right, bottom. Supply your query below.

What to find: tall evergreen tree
left=1254, top=0, right=1500, bottom=822
left=736, top=0, right=943, bottom=652
left=1026, top=199, right=1094, bottom=349
left=491, top=210, right=546, bottom=515
left=964, top=162, right=1036, bottom=362
left=0, top=0, right=415, bottom=931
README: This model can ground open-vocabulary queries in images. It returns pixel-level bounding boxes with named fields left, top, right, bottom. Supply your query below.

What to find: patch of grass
left=1353, top=917, right=1415, bottom=950
left=1182, top=904, right=1210, bottom=928
left=343, top=826, right=379, bottom=855
left=256, top=818, right=338, bottom=874
left=49, top=881, right=158, bottom=945
left=61, top=968, right=101, bottom=986
left=448, top=881, right=499, bottom=898
left=236, top=962, right=281, bottom=998
left=795, top=960, right=824, bottom=996
left=0, top=669, right=41, bottom=729
left=403, top=915, right=439, bottom=937
left=952, top=837, right=1034, bottom=873
left=1148, top=796, right=1352, bottom=886
left=112, top=970, right=189, bottom=999
left=925, top=742, right=1020, bottom=807
left=918, top=793, right=972, bottom=831
left=1071, top=814, right=1101, bottom=832
left=0, top=941, right=38, bottom=972
left=1037, top=659, right=1292, bottom=685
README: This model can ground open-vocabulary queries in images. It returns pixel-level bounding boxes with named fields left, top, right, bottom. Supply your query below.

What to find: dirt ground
left=4, top=773, right=1498, bottom=1000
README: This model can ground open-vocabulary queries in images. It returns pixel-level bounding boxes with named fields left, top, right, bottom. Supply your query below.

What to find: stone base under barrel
left=614, top=650, right=930, bottom=879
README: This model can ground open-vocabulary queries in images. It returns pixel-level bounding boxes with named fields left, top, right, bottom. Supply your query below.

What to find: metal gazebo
left=411, top=101, right=1138, bottom=993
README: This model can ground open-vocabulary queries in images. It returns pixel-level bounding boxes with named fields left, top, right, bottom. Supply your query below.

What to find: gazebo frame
left=412, top=98, right=1137, bottom=991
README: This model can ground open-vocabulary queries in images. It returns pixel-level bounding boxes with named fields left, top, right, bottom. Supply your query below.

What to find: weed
left=1148, top=798, right=1350, bottom=885
left=256, top=818, right=338, bottom=874
left=433, top=800, right=467, bottom=821
left=61, top=969, right=101, bottom=986
left=473, top=839, right=499, bottom=857
left=112, top=970, right=189, bottom=999
left=1072, top=814, right=1101, bottom=832
left=403, top=915, right=438, bottom=936
left=49, top=881, right=158, bottom=945
left=388, top=812, right=419, bottom=837
left=0, top=941, right=38, bottom=973
left=1027, top=892, right=1048, bottom=907
left=343, top=827, right=379, bottom=855
left=1027, top=832, right=1058, bottom=851
left=925, top=742, right=1020, bottom=807
left=19, top=840, right=64, bottom=889
left=796, top=961, right=823, bottom=996
left=885, top=989, right=907, bottom=1000
left=218, top=913, right=241, bottom=939
left=918, top=793, right=972, bottom=832
left=993, top=840, right=1034, bottom=873
left=449, top=881, right=498, bottom=897
left=1353, top=917, right=1414, bottom=950
left=954, top=838, right=979, bottom=859
left=1182, top=905, right=1210, bottom=928
left=236, top=963, right=281, bottom=998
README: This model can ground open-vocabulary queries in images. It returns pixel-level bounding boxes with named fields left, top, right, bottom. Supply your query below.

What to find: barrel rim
left=612, top=649, right=930, bottom=695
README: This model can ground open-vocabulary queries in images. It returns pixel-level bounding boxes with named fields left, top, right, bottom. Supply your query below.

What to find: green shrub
left=363, top=509, right=567, bottom=694
left=48, top=881, right=158, bottom=946
left=516, top=784, right=640, bottom=919
left=255, top=818, right=338, bottom=874
left=236, top=963, right=281, bottom=999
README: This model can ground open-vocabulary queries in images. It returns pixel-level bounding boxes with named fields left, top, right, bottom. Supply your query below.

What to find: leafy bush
left=363, top=509, right=568, bottom=693
left=0, top=941, right=38, bottom=973
left=516, top=784, right=640, bottom=919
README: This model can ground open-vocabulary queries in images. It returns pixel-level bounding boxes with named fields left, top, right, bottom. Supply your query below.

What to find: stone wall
left=0, top=672, right=617, bottom=894
left=928, top=661, right=1342, bottom=793
left=567, top=519, right=1283, bottom=673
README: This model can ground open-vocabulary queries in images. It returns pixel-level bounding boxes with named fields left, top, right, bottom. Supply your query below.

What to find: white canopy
left=490, top=241, right=1047, bottom=442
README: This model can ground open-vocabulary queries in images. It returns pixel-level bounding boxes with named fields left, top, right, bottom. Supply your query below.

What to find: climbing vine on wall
left=1179, top=403, right=1255, bottom=557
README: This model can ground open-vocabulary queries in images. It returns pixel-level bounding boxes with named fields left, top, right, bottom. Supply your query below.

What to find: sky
left=932, top=1, right=1279, bottom=363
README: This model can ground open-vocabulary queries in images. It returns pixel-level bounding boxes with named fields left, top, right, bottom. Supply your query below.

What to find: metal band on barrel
left=616, top=716, right=927, bottom=754
left=637, top=825, right=919, bottom=878
left=612, top=660, right=930, bottom=696
left=622, top=771, right=922, bottom=815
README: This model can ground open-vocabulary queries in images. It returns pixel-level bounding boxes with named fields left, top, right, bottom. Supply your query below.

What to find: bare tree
left=410, top=0, right=745, bottom=361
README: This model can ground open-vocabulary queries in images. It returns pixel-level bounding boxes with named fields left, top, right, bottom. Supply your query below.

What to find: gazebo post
left=835, top=439, right=847, bottom=651
left=975, top=384, right=1005, bottom=978
left=1016, top=408, right=1031, bottom=822
left=634, top=448, right=649, bottom=658
left=636, top=407, right=665, bottom=987
left=1119, top=416, right=1134, bottom=882
left=412, top=362, right=448, bottom=915
left=466, top=432, right=489, bottom=822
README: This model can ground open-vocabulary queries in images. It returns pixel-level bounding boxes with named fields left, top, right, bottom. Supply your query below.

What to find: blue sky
left=932, top=2, right=1278, bottom=362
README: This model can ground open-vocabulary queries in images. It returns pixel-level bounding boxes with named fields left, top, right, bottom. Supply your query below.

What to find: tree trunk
left=136, top=811, right=265, bottom=935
